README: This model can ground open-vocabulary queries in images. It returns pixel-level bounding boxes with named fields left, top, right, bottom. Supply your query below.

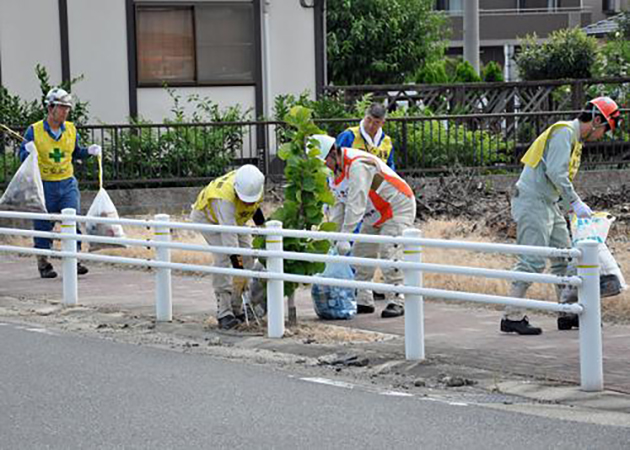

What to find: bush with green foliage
left=453, top=60, right=481, bottom=83
left=104, top=89, right=250, bottom=182
left=255, top=106, right=335, bottom=298
left=327, top=0, right=447, bottom=85
left=516, top=28, right=599, bottom=80
left=482, top=61, right=504, bottom=82
left=0, top=64, right=89, bottom=130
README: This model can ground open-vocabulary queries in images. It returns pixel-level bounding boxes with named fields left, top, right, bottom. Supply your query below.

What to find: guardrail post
left=403, top=228, right=424, bottom=361
left=154, top=214, right=172, bottom=322
left=61, top=208, right=78, bottom=306
left=266, top=220, right=284, bottom=338
left=578, top=240, right=603, bottom=392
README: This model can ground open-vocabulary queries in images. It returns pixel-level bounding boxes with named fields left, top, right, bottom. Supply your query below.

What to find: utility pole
left=463, top=0, right=480, bottom=74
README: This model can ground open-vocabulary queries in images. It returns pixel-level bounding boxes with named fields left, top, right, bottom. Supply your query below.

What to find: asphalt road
left=2, top=322, right=629, bottom=450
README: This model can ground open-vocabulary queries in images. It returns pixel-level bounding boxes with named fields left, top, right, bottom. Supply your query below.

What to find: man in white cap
left=312, top=135, right=416, bottom=318
left=190, top=165, right=266, bottom=329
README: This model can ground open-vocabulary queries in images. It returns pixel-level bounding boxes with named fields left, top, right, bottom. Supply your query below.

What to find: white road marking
left=300, top=377, right=356, bottom=390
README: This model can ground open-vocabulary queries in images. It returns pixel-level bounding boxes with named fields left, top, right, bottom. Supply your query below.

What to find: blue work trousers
left=34, top=177, right=83, bottom=250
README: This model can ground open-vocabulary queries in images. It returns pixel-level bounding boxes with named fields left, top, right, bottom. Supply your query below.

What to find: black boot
left=218, top=315, right=240, bottom=330
left=557, top=313, right=579, bottom=330
left=37, top=257, right=57, bottom=279
left=357, top=304, right=375, bottom=314
left=500, top=316, right=542, bottom=335
left=381, top=303, right=404, bottom=318
left=77, top=262, right=89, bottom=275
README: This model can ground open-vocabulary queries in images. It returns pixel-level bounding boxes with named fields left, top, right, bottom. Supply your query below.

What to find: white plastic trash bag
left=86, top=156, right=126, bottom=251
left=0, top=149, right=47, bottom=212
left=571, top=212, right=627, bottom=296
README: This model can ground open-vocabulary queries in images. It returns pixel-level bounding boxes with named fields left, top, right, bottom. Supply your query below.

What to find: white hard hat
left=45, top=87, right=73, bottom=108
left=234, top=164, right=265, bottom=203
left=310, top=134, right=336, bottom=160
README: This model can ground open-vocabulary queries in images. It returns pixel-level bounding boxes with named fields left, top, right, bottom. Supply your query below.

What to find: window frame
left=135, top=1, right=258, bottom=88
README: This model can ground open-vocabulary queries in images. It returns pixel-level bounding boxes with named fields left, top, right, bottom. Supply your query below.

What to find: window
left=435, top=0, right=462, bottom=13
left=136, top=3, right=256, bottom=86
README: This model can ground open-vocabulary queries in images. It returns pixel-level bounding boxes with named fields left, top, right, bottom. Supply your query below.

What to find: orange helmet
left=588, top=96, right=622, bottom=132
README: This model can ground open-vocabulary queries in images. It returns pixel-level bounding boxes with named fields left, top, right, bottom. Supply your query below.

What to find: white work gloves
left=25, top=141, right=37, bottom=154
left=335, top=240, right=352, bottom=256
left=88, top=144, right=102, bottom=157
left=571, top=199, right=593, bottom=219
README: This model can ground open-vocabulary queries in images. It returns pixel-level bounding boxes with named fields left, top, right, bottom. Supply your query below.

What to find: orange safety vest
left=334, top=148, right=412, bottom=228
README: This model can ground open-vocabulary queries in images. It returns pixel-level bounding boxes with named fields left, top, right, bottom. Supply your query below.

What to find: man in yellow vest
left=314, top=134, right=416, bottom=319
left=502, top=97, right=621, bottom=335
left=18, top=87, right=102, bottom=279
left=190, top=165, right=266, bottom=330
left=336, top=102, right=396, bottom=169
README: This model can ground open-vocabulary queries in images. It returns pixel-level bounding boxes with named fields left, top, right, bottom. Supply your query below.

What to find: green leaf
left=319, top=221, right=338, bottom=232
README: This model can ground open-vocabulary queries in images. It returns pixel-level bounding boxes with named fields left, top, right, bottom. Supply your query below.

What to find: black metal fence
left=1, top=109, right=629, bottom=189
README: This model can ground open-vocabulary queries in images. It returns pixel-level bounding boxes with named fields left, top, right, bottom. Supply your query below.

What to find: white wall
left=267, top=0, right=316, bottom=103
left=67, top=0, right=129, bottom=124
left=137, top=86, right=256, bottom=122
left=0, top=0, right=63, bottom=106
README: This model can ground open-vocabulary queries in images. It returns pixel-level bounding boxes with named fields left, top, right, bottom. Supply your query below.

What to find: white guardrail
left=0, top=208, right=603, bottom=391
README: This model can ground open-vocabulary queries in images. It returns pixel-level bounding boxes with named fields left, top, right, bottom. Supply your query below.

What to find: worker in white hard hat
left=190, top=165, right=266, bottom=329
left=18, top=87, right=102, bottom=279
left=312, top=134, right=416, bottom=318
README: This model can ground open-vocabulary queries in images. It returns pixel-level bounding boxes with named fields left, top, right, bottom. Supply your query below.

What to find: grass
left=3, top=216, right=629, bottom=323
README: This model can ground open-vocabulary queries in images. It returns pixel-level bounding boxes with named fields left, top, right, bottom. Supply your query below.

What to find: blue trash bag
left=311, top=250, right=357, bottom=320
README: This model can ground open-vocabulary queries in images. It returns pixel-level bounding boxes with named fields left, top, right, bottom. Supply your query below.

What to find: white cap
left=234, top=165, right=265, bottom=203
left=45, top=87, right=73, bottom=108
left=310, top=134, right=336, bottom=160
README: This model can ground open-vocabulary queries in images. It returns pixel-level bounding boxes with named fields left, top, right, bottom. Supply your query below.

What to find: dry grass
left=4, top=215, right=629, bottom=322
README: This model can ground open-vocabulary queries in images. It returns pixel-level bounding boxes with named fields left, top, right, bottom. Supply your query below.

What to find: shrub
left=516, top=28, right=599, bottom=80
left=482, top=61, right=504, bottom=82
left=453, top=60, right=481, bottom=83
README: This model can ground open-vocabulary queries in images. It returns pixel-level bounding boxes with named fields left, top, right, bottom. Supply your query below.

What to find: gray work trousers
left=190, top=209, right=253, bottom=319
left=504, top=193, right=571, bottom=320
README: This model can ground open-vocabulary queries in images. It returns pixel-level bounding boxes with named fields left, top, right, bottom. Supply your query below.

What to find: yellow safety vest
left=349, top=126, right=393, bottom=164
left=192, top=171, right=261, bottom=225
left=520, top=121, right=583, bottom=182
left=33, top=120, right=77, bottom=181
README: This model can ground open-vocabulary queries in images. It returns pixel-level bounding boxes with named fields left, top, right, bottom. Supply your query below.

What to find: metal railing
left=0, top=209, right=604, bottom=391
left=2, top=110, right=629, bottom=188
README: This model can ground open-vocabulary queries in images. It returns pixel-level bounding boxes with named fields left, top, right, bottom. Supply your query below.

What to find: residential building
left=436, top=0, right=629, bottom=80
left=0, top=0, right=326, bottom=124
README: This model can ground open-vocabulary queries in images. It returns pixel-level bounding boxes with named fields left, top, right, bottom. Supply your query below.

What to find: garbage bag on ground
left=311, top=249, right=357, bottom=320
left=568, top=212, right=627, bottom=298
left=0, top=150, right=46, bottom=213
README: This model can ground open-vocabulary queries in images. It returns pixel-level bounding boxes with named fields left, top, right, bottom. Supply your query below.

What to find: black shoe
left=357, top=304, right=376, bottom=314
left=558, top=314, right=579, bottom=330
left=500, top=317, right=542, bottom=335
left=218, top=315, right=240, bottom=330
left=373, top=292, right=386, bottom=301
left=39, top=263, right=58, bottom=279
left=77, top=263, right=89, bottom=275
left=381, top=303, right=404, bottom=318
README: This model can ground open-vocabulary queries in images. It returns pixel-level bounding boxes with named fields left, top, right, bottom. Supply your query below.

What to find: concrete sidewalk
left=2, top=255, right=630, bottom=396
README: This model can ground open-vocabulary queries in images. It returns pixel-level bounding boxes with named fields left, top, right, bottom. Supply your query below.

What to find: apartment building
left=437, top=0, right=629, bottom=80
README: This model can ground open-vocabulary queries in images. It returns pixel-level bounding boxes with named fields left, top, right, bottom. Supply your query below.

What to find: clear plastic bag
left=311, top=249, right=357, bottom=320
left=86, top=156, right=126, bottom=251
left=0, top=150, right=47, bottom=212
left=569, top=212, right=626, bottom=297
